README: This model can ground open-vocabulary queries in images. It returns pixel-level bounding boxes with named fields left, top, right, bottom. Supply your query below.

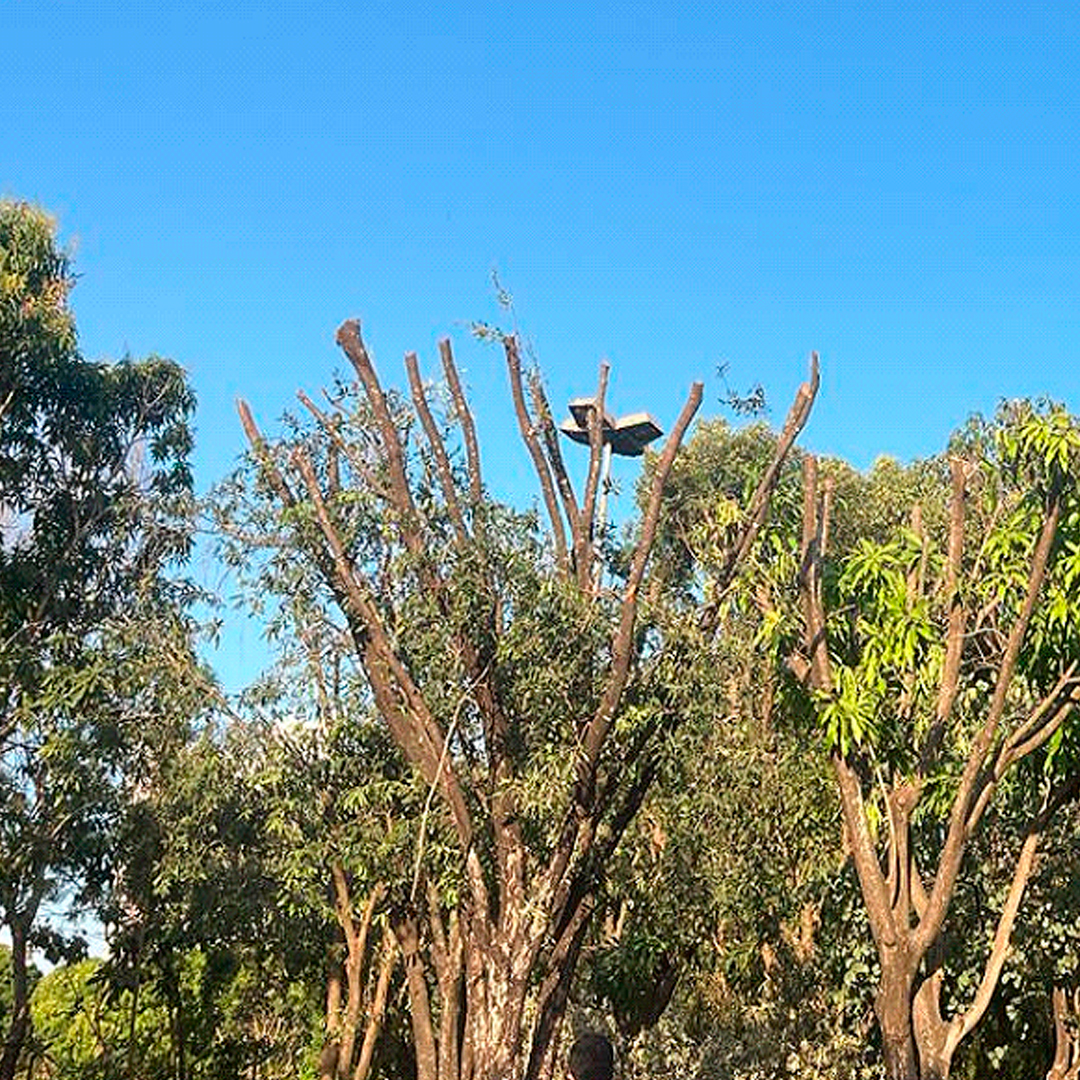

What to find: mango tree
left=794, top=401, right=1080, bottom=1080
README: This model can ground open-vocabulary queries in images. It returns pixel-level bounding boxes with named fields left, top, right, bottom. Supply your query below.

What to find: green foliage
left=29, top=959, right=167, bottom=1079
left=0, top=199, right=198, bottom=1077
left=623, top=401, right=1080, bottom=1079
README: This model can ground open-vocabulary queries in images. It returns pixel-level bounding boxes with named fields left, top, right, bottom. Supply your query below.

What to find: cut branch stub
left=439, top=337, right=483, bottom=505
left=405, top=351, right=468, bottom=545
left=504, top=334, right=570, bottom=575
left=335, top=320, right=422, bottom=550
left=528, top=369, right=584, bottom=558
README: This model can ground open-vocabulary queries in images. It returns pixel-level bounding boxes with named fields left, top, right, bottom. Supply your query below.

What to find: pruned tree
left=794, top=401, right=1080, bottom=1080
left=229, top=318, right=818, bottom=1080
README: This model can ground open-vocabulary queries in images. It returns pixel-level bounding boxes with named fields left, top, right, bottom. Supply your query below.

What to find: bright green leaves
left=816, top=529, right=937, bottom=759
left=809, top=399, right=1080, bottom=773
left=997, top=398, right=1080, bottom=492
left=817, top=666, right=881, bottom=760
left=839, top=529, right=924, bottom=601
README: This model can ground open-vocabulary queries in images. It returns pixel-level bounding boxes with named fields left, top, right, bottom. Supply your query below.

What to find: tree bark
left=1047, top=985, right=1080, bottom=1080
left=0, top=921, right=31, bottom=1080
left=876, top=953, right=919, bottom=1080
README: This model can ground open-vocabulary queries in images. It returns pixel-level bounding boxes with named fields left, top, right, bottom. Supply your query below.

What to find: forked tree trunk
left=239, top=323, right=820, bottom=1080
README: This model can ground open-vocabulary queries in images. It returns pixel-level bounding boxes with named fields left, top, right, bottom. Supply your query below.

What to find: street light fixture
left=559, top=396, right=664, bottom=556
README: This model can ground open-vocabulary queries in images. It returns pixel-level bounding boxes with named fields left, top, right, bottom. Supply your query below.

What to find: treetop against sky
left=4, top=0, right=1075, bottom=686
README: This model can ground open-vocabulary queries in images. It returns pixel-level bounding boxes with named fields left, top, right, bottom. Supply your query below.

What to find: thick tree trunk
left=876, top=958, right=918, bottom=1080
left=1047, top=986, right=1080, bottom=1080
left=881, top=1036, right=919, bottom=1080
left=462, top=949, right=532, bottom=1080
left=0, top=922, right=31, bottom=1080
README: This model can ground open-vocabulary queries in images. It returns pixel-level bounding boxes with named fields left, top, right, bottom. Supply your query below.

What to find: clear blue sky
left=5, top=0, right=1077, bottom=688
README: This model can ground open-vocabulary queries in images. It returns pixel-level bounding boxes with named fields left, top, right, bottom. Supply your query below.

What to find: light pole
left=559, top=395, right=663, bottom=567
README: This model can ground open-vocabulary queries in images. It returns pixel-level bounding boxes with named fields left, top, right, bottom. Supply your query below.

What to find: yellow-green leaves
left=818, top=665, right=881, bottom=758
left=997, top=398, right=1080, bottom=492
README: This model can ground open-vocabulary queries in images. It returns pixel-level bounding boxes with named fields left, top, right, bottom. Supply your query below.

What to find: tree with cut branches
left=227, top=318, right=818, bottom=1080
left=792, top=401, right=1080, bottom=1080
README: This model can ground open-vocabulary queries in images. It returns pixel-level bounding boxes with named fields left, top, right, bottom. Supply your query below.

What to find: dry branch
left=504, top=335, right=569, bottom=574
left=405, top=351, right=468, bottom=545
left=439, top=337, right=483, bottom=504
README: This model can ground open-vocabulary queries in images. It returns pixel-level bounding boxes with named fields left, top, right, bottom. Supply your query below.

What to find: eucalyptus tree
left=791, top=402, right=1080, bottom=1080
left=0, top=201, right=195, bottom=1079
left=226, top=319, right=818, bottom=1080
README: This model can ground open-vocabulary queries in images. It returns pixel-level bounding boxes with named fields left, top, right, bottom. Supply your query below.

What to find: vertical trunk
left=1047, top=986, right=1080, bottom=1080
left=877, top=958, right=918, bottom=1080
left=465, top=961, right=530, bottom=1080
left=881, top=1029, right=919, bottom=1080
left=0, top=922, right=30, bottom=1080
left=396, top=915, right=438, bottom=1080
left=453, top=910, right=546, bottom=1080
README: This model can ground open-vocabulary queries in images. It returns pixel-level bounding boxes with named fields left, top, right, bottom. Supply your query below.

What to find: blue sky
left=5, top=0, right=1077, bottom=688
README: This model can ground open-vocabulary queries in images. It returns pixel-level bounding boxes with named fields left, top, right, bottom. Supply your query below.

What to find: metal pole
left=594, top=441, right=613, bottom=588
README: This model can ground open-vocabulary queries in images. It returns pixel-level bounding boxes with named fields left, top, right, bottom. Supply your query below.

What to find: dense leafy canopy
left=0, top=201, right=198, bottom=1079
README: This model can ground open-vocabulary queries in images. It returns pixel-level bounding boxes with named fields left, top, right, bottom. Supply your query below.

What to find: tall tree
left=0, top=201, right=195, bottom=1079
left=793, top=402, right=1080, bottom=1080
left=227, top=319, right=818, bottom=1080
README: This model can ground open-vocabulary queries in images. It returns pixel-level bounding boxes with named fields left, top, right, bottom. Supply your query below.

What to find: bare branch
left=296, top=389, right=393, bottom=501
left=237, top=400, right=299, bottom=510
left=580, top=362, right=611, bottom=581
left=405, top=351, right=468, bottom=546
left=917, top=492, right=1063, bottom=958
left=336, top=320, right=426, bottom=558
left=439, top=337, right=483, bottom=504
left=833, top=754, right=899, bottom=950
left=966, top=669, right=1080, bottom=834
left=528, top=369, right=585, bottom=560
left=1000, top=663, right=1080, bottom=761
left=503, top=334, right=570, bottom=574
